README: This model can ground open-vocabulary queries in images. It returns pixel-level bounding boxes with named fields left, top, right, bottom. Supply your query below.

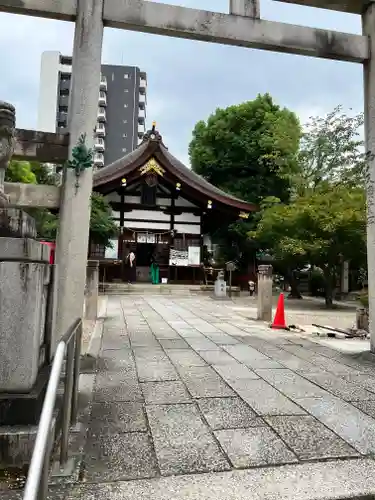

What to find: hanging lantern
left=121, top=178, right=127, bottom=186
left=176, top=182, right=181, bottom=191
left=207, top=200, right=213, bottom=209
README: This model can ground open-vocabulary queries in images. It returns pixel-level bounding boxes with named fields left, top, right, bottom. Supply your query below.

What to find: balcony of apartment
left=95, top=137, right=105, bottom=151
left=100, top=75, right=107, bottom=91
left=138, top=111, right=145, bottom=125
left=94, top=152, right=105, bottom=167
left=98, top=91, right=107, bottom=107
left=96, top=122, right=106, bottom=137
left=139, top=76, right=147, bottom=95
left=58, top=94, right=70, bottom=108
left=97, top=107, right=106, bottom=122
left=138, top=124, right=145, bottom=139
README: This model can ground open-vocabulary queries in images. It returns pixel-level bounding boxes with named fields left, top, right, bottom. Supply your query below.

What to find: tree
left=5, top=160, right=117, bottom=248
left=89, top=192, right=118, bottom=247
left=189, top=94, right=301, bottom=267
left=251, top=185, right=366, bottom=306
left=5, top=160, right=36, bottom=184
left=29, top=193, right=118, bottom=248
left=189, top=93, right=301, bottom=205
left=296, top=106, right=366, bottom=193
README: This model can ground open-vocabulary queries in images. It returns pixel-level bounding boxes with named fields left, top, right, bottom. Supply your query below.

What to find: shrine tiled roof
left=93, top=124, right=256, bottom=213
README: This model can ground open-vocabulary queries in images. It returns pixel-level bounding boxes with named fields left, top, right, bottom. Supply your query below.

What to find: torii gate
left=0, top=0, right=373, bottom=350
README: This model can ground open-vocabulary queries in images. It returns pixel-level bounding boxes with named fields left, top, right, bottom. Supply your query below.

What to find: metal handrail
left=23, top=318, right=83, bottom=500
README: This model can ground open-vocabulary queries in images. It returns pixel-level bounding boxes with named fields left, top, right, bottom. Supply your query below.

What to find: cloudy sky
left=0, top=0, right=363, bottom=165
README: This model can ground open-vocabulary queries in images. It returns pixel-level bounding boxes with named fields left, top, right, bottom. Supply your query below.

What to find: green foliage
left=30, top=162, right=59, bottom=185
left=251, top=184, right=366, bottom=304
left=89, top=193, right=118, bottom=247
left=296, top=105, right=366, bottom=193
left=5, top=159, right=116, bottom=249
left=5, top=161, right=36, bottom=184
left=189, top=93, right=301, bottom=204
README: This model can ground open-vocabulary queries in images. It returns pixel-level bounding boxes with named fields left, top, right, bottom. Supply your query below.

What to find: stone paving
left=7, top=294, right=375, bottom=499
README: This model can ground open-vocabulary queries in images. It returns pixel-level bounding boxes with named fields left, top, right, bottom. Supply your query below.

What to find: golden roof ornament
left=139, top=157, right=165, bottom=176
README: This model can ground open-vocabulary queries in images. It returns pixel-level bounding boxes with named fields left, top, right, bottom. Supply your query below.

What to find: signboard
left=137, top=233, right=156, bottom=244
left=188, top=246, right=201, bottom=266
left=104, top=239, right=119, bottom=259
left=169, top=249, right=188, bottom=266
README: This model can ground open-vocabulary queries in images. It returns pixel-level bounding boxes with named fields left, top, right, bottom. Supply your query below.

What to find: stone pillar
left=0, top=101, right=15, bottom=207
left=214, top=270, right=227, bottom=298
left=85, top=260, right=99, bottom=320
left=362, top=4, right=375, bottom=352
left=53, top=0, right=104, bottom=352
left=257, top=264, right=273, bottom=322
left=341, top=261, right=349, bottom=295
left=230, top=0, right=260, bottom=18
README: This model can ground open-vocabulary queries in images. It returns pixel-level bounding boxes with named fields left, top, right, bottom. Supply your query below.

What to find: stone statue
left=0, top=101, right=15, bottom=206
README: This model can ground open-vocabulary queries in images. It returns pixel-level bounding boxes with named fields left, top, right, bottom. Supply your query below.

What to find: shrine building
left=91, top=123, right=256, bottom=284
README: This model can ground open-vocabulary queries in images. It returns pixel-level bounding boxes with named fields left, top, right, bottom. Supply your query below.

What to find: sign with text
left=188, top=246, right=201, bottom=266
left=169, top=248, right=188, bottom=266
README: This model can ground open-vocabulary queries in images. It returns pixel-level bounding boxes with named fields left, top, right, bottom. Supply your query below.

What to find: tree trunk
left=287, top=269, right=302, bottom=299
left=323, top=267, right=334, bottom=308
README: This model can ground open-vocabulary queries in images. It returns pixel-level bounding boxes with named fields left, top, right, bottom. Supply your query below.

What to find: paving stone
left=212, top=362, right=259, bottom=382
left=257, top=348, right=323, bottom=374
left=67, top=458, right=375, bottom=500
left=101, top=335, right=130, bottom=350
left=214, top=427, right=297, bottom=468
left=255, top=369, right=328, bottom=399
left=229, top=378, right=306, bottom=415
left=216, top=323, right=247, bottom=335
left=137, top=361, right=179, bottom=382
left=205, top=333, right=240, bottom=345
left=141, top=381, right=191, bottom=404
left=152, top=328, right=181, bottom=339
left=282, top=346, right=359, bottom=376
left=178, top=366, right=235, bottom=398
left=302, top=372, right=375, bottom=402
left=223, top=345, right=283, bottom=369
left=89, top=402, right=147, bottom=434
left=351, top=400, right=375, bottom=418
left=130, top=336, right=160, bottom=347
left=84, top=432, right=158, bottom=481
left=133, top=347, right=167, bottom=362
left=159, top=338, right=190, bottom=349
left=166, top=348, right=207, bottom=367
left=342, top=372, right=375, bottom=393
left=197, top=350, right=237, bottom=365
left=94, top=372, right=143, bottom=402
left=198, top=397, right=263, bottom=430
left=185, top=337, right=221, bottom=351
left=265, top=415, right=359, bottom=460
left=97, top=348, right=135, bottom=373
left=296, top=394, right=375, bottom=454
left=177, top=328, right=205, bottom=338
left=147, top=403, right=230, bottom=475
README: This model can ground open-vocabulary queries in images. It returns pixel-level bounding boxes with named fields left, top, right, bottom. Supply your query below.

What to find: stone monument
left=0, top=101, right=14, bottom=207
left=214, top=270, right=227, bottom=299
left=0, top=101, right=54, bottom=467
left=257, top=264, right=273, bottom=322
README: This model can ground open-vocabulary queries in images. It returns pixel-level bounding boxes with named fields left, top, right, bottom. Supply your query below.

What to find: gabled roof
left=93, top=124, right=256, bottom=214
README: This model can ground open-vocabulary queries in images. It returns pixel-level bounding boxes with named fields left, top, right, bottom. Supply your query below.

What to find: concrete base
left=0, top=366, right=50, bottom=426
left=0, top=416, right=56, bottom=468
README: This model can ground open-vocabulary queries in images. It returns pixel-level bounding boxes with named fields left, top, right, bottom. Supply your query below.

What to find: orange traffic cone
left=271, top=293, right=288, bottom=330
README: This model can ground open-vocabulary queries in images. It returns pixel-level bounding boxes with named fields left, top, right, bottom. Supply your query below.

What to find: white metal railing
left=23, top=318, right=82, bottom=500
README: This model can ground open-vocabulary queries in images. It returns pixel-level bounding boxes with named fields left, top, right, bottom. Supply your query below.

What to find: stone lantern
left=0, top=100, right=15, bottom=206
